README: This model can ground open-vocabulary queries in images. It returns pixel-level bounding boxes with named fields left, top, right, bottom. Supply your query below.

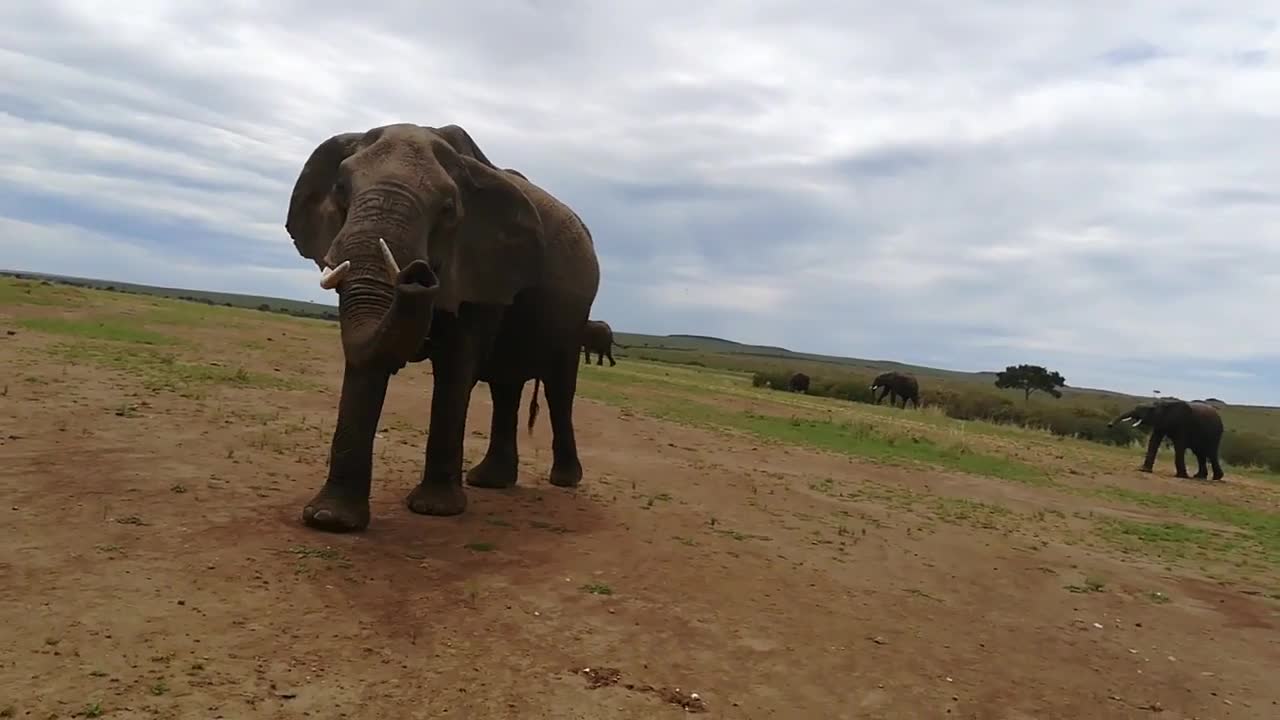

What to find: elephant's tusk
left=1130, top=418, right=1142, bottom=427
left=319, top=260, right=351, bottom=290
left=378, top=238, right=400, bottom=285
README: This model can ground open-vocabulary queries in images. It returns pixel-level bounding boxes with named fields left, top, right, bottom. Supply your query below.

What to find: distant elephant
left=870, top=371, right=920, bottom=409
left=1108, top=399, right=1224, bottom=481
left=581, top=319, right=627, bottom=366
left=788, top=372, right=810, bottom=393
left=284, top=123, right=601, bottom=532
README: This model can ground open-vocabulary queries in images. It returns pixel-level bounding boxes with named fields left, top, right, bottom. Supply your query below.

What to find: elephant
left=788, top=372, right=810, bottom=393
left=284, top=122, right=601, bottom=532
left=1108, top=399, right=1225, bottom=480
left=581, top=319, right=626, bottom=366
left=870, top=371, right=919, bottom=409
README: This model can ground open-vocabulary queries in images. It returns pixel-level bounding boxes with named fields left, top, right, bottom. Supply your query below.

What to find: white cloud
left=0, top=1, right=1278, bottom=402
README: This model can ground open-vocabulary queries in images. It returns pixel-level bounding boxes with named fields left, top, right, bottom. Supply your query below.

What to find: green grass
left=626, top=391, right=1048, bottom=484
left=0, top=278, right=87, bottom=307
left=46, top=341, right=313, bottom=396
left=581, top=582, right=614, bottom=595
left=1094, top=519, right=1240, bottom=561
left=1091, top=485, right=1280, bottom=563
left=810, top=476, right=1040, bottom=534
left=19, top=317, right=179, bottom=345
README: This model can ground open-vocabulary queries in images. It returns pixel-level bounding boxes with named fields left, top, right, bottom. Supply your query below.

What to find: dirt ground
left=2, top=283, right=1279, bottom=719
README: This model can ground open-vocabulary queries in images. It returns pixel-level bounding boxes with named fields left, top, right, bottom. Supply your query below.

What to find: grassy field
left=3, top=273, right=1280, bottom=717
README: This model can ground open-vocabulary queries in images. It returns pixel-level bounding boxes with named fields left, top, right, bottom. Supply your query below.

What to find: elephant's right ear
left=284, top=132, right=366, bottom=269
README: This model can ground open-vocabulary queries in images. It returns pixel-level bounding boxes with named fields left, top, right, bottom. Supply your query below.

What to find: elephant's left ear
left=430, top=142, right=546, bottom=312
left=285, top=132, right=366, bottom=268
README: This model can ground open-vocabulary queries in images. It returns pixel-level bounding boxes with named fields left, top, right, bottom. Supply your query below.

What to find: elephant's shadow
left=271, top=475, right=610, bottom=586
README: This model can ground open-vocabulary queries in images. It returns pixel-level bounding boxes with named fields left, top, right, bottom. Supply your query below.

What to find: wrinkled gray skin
left=581, top=319, right=626, bottom=366
left=788, top=372, right=810, bottom=393
left=1108, top=399, right=1225, bottom=481
left=285, top=123, right=601, bottom=532
left=870, top=371, right=919, bottom=409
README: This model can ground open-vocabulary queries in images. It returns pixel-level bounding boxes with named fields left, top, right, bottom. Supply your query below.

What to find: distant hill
left=1, top=269, right=337, bottom=320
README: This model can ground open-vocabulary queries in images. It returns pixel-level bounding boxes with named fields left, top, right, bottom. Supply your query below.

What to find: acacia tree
left=994, top=364, right=1067, bottom=404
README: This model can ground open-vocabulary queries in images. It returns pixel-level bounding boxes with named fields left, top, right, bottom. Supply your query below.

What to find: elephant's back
left=513, top=179, right=600, bottom=302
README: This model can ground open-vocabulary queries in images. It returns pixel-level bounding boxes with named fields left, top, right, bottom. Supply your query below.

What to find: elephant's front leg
left=302, top=365, right=391, bottom=532
left=1140, top=431, right=1164, bottom=472
left=405, top=310, right=501, bottom=516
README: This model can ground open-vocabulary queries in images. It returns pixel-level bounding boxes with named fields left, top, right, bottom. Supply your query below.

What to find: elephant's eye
left=332, top=177, right=350, bottom=207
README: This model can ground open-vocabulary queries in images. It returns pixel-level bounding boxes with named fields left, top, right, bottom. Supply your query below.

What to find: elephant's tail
left=527, top=377, right=541, bottom=435
left=612, top=339, right=628, bottom=348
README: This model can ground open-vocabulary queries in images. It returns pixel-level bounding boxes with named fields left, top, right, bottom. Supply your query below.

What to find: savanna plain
left=2, top=275, right=1279, bottom=719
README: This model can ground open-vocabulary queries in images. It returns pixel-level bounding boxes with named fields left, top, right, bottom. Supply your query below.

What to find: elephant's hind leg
left=466, top=380, right=524, bottom=490
left=542, top=349, right=585, bottom=488
left=1172, top=440, right=1191, bottom=478
left=1192, top=448, right=1209, bottom=479
left=1209, top=438, right=1226, bottom=481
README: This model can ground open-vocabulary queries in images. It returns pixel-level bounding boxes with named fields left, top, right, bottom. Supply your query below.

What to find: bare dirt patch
left=2, top=282, right=1279, bottom=718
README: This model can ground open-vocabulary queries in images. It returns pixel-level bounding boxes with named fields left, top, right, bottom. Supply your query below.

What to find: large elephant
left=870, top=371, right=919, bottom=409
left=284, top=123, right=601, bottom=532
left=1108, top=399, right=1225, bottom=480
left=788, top=372, right=810, bottom=393
left=581, top=319, right=626, bottom=366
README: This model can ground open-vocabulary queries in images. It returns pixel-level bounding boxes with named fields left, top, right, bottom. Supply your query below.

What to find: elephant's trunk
left=331, top=236, right=439, bottom=369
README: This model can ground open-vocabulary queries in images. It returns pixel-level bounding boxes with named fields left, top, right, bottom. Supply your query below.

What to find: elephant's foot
left=1174, top=471, right=1191, bottom=479
left=302, top=487, right=370, bottom=533
left=1138, top=465, right=1153, bottom=474
left=1213, top=471, right=1225, bottom=482
left=1193, top=471, right=1209, bottom=480
left=548, top=459, right=583, bottom=488
left=405, top=480, right=468, bottom=516
left=466, top=455, right=519, bottom=489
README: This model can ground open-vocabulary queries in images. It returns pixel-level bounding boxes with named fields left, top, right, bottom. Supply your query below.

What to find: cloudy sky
left=2, top=2, right=1278, bottom=404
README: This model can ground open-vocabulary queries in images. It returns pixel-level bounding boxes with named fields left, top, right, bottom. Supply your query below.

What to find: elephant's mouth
left=319, top=237, right=440, bottom=369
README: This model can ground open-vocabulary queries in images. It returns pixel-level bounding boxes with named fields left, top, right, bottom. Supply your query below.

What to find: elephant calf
left=1108, top=399, right=1225, bottom=481
left=870, top=371, right=920, bottom=409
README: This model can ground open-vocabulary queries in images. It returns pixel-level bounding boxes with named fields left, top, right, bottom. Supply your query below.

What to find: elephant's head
left=870, top=372, right=893, bottom=390
left=1107, top=399, right=1191, bottom=430
left=285, top=123, right=544, bottom=369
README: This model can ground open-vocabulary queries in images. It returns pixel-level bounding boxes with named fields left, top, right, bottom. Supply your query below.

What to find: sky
left=1, top=2, right=1278, bottom=404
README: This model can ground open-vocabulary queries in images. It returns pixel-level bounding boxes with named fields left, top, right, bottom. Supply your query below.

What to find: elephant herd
left=282, top=122, right=1227, bottom=534
left=785, top=369, right=1227, bottom=482
left=787, top=370, right=920, bottom=409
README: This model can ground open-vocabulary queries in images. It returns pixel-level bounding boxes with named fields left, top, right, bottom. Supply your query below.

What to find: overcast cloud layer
left=1, top=2, right=1278, bottom=403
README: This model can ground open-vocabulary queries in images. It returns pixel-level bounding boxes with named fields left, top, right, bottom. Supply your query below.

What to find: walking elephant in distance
left=1108, top=399, right=1225, bottom=481
left=581, top=319, right=626, bottom=366
left=284, top=122, right=601, bottom=532
left=788, top=372, right=810, bottom=393
left=870, top=371, right=920, bottom=409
